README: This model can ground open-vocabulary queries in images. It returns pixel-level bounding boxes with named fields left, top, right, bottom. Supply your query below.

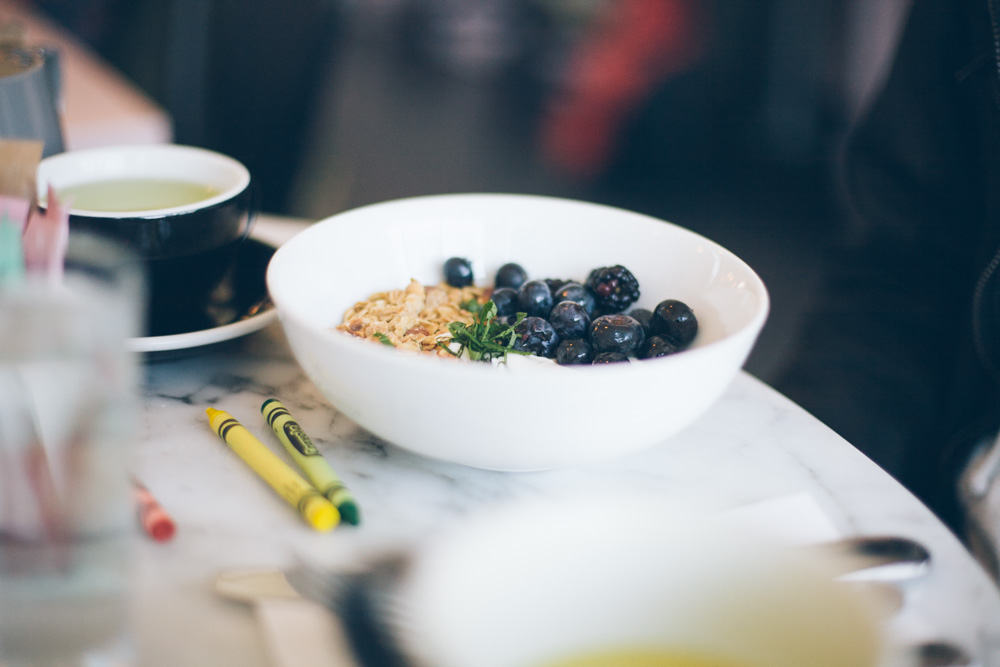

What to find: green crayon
left=261, top=398, right=360, bottom=526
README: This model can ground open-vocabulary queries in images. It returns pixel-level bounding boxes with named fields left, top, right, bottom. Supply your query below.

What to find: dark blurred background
left=32, top=0, right=911, bottom=385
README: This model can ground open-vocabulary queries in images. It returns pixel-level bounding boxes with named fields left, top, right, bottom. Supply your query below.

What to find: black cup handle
left=240, top=178, right=262, bottom=243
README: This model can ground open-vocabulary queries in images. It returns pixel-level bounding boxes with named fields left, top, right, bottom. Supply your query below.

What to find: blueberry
left=555, top=339, right=594, bottom=365
left=512, top=316, right=560, bottom=358
left=638, top=335, right=679, bottom=359
left=444, top=257, right=474, bottom=287
left=588, top=314, right=645, bottom=356
left=491, top=287, right=519, bottom=317
left=495, top=263, right=528, bottom=290
left=553, top=282, right=597, bottom=316
left=651, top=299, right=698, bottom=348
left=629, top=307, right=653, bottom=337
left=548, top=301, right=590, bottom=339
left=592, top=351, right=630, bottom=364
left=543, top=278, right=569, bottom=294
left=516, top=280, right=554, bottom=318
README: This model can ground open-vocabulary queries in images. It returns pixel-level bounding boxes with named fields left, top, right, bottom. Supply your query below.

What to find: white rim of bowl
left=36, top=144, right=251, bottom=218
left=267, top=193, right=772, bottom=379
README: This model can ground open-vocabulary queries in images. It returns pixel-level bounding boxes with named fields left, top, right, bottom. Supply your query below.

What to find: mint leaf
left=445, top=300, right=528, bottom=363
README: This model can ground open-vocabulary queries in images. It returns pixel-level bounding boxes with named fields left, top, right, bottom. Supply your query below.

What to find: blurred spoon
left=808, top=535, right=932, bottom=581
left=912, top=641, right=977, bottom=667
left=286, top=554, right=413, bottom=667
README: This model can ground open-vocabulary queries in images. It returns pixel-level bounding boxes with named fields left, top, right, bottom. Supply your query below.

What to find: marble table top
left=129, top=217, right=1000, bottom=667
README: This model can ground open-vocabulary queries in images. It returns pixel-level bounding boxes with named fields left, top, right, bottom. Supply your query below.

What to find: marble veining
left=130, top=320, right=1000, bottom=667
left=127, top=221, right=1000, bottom=667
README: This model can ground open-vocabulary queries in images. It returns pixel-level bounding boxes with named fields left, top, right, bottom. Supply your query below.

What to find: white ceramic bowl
left=395, top=493, right=892, bottom=667
left=267, top=194, right=769, bottom=471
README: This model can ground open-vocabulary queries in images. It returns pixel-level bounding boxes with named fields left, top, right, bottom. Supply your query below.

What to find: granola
left=337, top=279, right=488, bottom=355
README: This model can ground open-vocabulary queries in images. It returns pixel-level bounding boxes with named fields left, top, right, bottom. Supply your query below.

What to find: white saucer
left=127, top=305, right=277, bottom=355
left=127, top=236, right=277, bottom=356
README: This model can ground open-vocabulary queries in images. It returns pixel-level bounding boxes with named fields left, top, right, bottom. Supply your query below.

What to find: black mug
left=37, top=144, right=257, bottom=336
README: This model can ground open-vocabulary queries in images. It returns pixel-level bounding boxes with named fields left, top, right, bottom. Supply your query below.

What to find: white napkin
left=720, top=492, right=842, bottom=544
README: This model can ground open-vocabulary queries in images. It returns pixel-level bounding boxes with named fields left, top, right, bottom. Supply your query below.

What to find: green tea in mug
left=59, top=178, right=221, bottom=212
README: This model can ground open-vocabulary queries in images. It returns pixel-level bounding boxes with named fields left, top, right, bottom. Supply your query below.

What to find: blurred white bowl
left=396, top=493, right=892, bottom=667
left=267, top=194, right=769, bottom=471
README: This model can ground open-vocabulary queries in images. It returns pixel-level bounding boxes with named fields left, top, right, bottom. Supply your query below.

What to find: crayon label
left=283, top=422, right=319, bottom=456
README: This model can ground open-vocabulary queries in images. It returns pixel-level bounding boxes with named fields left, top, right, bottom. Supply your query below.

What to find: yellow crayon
left=206, top=407, right=339, bottom=532
left=261, top=399, right=361, bottom=526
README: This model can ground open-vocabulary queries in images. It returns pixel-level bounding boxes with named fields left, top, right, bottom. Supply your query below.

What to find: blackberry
left=585, top=265, right=640, bottom=313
